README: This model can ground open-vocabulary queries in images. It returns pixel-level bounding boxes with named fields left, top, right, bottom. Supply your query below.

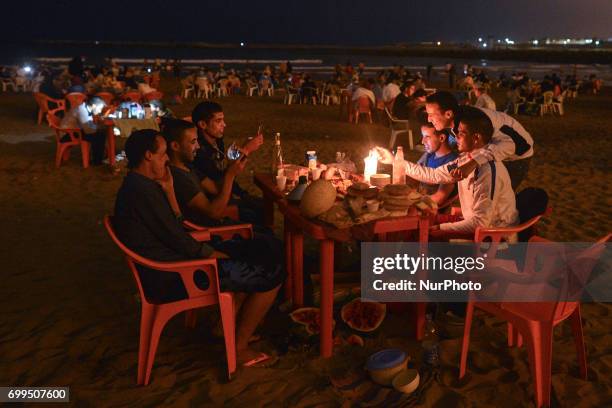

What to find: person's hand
left=241, top=133, right=263, bottom=155
left=430, top=224, right=440, bottom=231
left=374, top=146, right=393, bottom=165
left=156, top=163, right=174, bottom=192
left=450, top=168, right=464, bottom=181
left=227, top=156, right=248, bottom=177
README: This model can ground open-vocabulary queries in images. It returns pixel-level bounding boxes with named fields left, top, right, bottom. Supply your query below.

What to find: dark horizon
left=2, top=0, right=611, bottom=46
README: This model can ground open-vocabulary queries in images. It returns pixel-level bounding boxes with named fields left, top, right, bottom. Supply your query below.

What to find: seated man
left=113, top=129, right=284, bottom=365
left=191, top=101, right=264, bottom=225
left=163, top=119, right=246, bottom=226
left=378, top=106, right=518, bottom=240
left=60, top=96, right=108, bottom=165
left=415, top=120, right=458, bottom=205
left=424, top=91, right=533, bottom=190
left=473, top=84, right=496, bottom=111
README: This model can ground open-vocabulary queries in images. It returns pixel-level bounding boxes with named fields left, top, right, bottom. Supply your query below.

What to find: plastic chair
left=95, top=92, right=115, bottom=105
left=143, top=91, right=163, bottom=102
left=46, top=110, right=89, bottom=168
left=553, top=92, right=565, bottom=116
left=539, top=91, right=555, bottom=116
left=385, top=107, right=413, bottom=150
left=103, top=215, right=238, bottom=385
left=122, top=91, right=141, bottom=103
left=65, top=92, right=87, bottom=109
left=353, top=96, right=372, bottom=124
left=34, top=92, right=66, bottom=125
left=284, top=85, right=299, bottom=104
left=460, top=234, right=611, bottom=408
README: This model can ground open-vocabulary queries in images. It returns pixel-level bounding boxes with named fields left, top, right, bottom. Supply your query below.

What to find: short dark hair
left=425, top=91, right=459, bottom=114
left=162, top=119, right=196, bottom=146
left=191, top=101, right=223, bottom=125
left=455, top=106, right=494, bottom=143
left=412, top=89, right=427, bottom=98
left=124, top=129, right=161, bottom=169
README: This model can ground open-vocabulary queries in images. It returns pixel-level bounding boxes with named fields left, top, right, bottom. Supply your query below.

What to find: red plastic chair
left=95, top=92, right=114, bottom=105
left=65, top=92, right=87, bottom=109
left=34, top=92, right=66, bottom=125
left=122, top=91, right=142, bottom=103
left=353, top=96, right=373, bottom=124
left=103, top=215, right=238, bottom=385
left=143, top=91, right=164, bottom=102
left=46, top=110, right=90, bottom=168
left=460, top=234, right=610, bottom=407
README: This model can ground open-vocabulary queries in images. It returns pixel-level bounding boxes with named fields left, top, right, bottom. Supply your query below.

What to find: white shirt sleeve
left=440, top=163, right=495, bottom=233
left=404, top=160, right=456, bottom=185
left=469, top=131, right=516, bottom=164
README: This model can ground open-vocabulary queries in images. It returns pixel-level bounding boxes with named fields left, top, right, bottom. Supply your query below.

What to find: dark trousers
left=83, top=130, right=107, bottom=165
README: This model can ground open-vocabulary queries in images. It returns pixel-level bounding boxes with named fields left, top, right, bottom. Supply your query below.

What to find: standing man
left=191, top=101, right=264, bottom=225
left=424, top=91, right=533, bottom=189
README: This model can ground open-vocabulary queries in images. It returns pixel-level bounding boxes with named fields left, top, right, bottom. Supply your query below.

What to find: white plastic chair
left=385, top=107, right=413, bottom=150
left=540, top=91, right=555, bottom=116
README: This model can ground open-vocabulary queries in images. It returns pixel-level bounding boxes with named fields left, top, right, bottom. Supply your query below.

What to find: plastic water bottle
left=422, top=313, right=440, bottom=367
left=393, top=146, right=406, bottom=184
left=272, top=133, right=284, bottom=173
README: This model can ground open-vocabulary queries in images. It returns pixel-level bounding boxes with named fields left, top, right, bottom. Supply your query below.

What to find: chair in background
left=195, top=77, right=212, bottom=99
left=143, top=91, right=163, bottom=102
left=259, top=79, right=273, bottom=96
left=95, top=92, right=115, bottom=105
left=122, top=91, right=141, bottom=103
left=65, top=92, right=87, bottom=110
left=246, top=78, right=259, bottom=97
left=553, top=92, right=565, bottom=116
left=34, top=92, right=66, bottom=125
left=460, top=234, right=611, bottom=408
left=103, top=215, right=241, bottom=385
left=385, top=107, right=413, bottom=150
left=47, top=110, right=89, bottom=168
left=353, top=96, right=373, bottom=124
left=283, top=84, right=300, bottom=105
left=539, top=91, right=555, bottom=116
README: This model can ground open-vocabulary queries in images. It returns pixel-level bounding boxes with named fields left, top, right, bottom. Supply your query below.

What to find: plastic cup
left=276, top=175, right=287, bottom=191
left=366, top=200, right=380, bottom=212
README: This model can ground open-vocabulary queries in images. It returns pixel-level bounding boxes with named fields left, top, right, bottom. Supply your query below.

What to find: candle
left=364, top=149, right=378, bottom=184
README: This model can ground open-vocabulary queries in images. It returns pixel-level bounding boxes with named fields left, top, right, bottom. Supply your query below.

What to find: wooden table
left=254, top=173, right=431, bottom=358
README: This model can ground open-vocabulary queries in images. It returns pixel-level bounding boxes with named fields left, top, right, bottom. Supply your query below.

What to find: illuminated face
left=425, top=102, right=454, bottom=131
left=455, top=122, right=476, bottom=153
left=150, top=136, right=169, bottom=180
left=204, top=112, right=226, bottom=139
left=421, top=126, right=442, bottom=154
left=176, top=127, right=199, bottom=163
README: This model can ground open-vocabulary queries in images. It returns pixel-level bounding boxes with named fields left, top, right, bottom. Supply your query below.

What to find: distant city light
left=533, top=40, right=539, bottom=45
left=478, top=37, right=482, bottom=42
left=240, top=42, right=245, bottom=47
left=436, top=41, right=441, bottom=46
left=595, top=40, right=600, bottom=45
left=23, top=66, right=32, bottom=73
left=585, top=39, right=593, bottom=44
left=483, top=43, right=487, bottom=47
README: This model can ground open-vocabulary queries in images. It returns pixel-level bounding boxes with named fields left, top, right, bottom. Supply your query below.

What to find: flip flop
left=242, top=352, right=279, bottom=368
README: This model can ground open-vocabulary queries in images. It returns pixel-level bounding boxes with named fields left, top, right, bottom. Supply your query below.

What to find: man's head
left=162, top=119, right=199, bottom=164
left=474, top=84, right=486, bottom=97
left=425, top=91, right=459, bottom=131
left=453, top=106, right=493, bottom=153
left=191, top=101, right=225, bottom=139
left=412, top=89, right=427, bottom=103
left=402, top=81, right=416, bottom=96
left=125, top=129, right=168, bottom=179
left=86, top=96, right=105, bottom=115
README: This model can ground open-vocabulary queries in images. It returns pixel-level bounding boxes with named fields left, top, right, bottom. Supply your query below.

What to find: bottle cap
left=366, top=349, right=407, bottom=371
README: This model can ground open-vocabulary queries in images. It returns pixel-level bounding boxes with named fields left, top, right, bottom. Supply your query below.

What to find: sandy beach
left=0, top=78, right=611, bottom=407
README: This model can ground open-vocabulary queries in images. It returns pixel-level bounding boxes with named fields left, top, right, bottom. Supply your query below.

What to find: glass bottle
left=393, top=146, right=406, bottom=184
left=272, top=132, right=284, bottom=174
left=422, top=313, right=440, bottom=367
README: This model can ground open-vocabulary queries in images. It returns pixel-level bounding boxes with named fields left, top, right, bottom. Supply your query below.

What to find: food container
left=366, top=349, right=408, bottom=386
left=366, top=199, right=380, bottom=213
left=369, top=174, right=391, bottom=188
left=392, top=369, right=420, bottom=394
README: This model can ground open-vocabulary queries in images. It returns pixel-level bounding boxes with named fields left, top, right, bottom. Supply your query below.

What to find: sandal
left=242, top=352, right=279, bottom=368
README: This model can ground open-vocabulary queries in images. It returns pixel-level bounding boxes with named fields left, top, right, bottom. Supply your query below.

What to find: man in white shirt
left=424, top=91, right=533, bottom=189
left=351, top=81, right=376, bottom=105
left=382, top=79, right=401, bottom=105
left=474, top=85, right=496, bottom=111
left=377, top=106, right=518, bottom=240
left=60, top=96, right=108, bottom=165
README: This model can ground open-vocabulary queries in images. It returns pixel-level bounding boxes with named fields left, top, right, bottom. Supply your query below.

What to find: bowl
left=366, top=349, right=408, bottom=386
left=392, top=369, right=420, bottom=394
left=369, top=173, right=391, bottom=188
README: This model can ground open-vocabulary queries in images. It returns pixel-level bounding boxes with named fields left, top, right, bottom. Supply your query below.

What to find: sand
left=0, top=78, right=611, bottom=407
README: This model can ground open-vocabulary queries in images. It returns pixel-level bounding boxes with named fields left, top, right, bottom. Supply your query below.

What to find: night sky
left=3, top=0, right=611, bottom=45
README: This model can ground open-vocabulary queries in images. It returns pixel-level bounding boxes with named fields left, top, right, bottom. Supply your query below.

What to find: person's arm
left=76, top=105, right=97, bottom=134
left=429, top=183, right=455, bottom=205
left=439, top=163, right=494, bottom=233
left=376, top=147, right=457, bottom=184
left=200, top=177, right=220, bottom=196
